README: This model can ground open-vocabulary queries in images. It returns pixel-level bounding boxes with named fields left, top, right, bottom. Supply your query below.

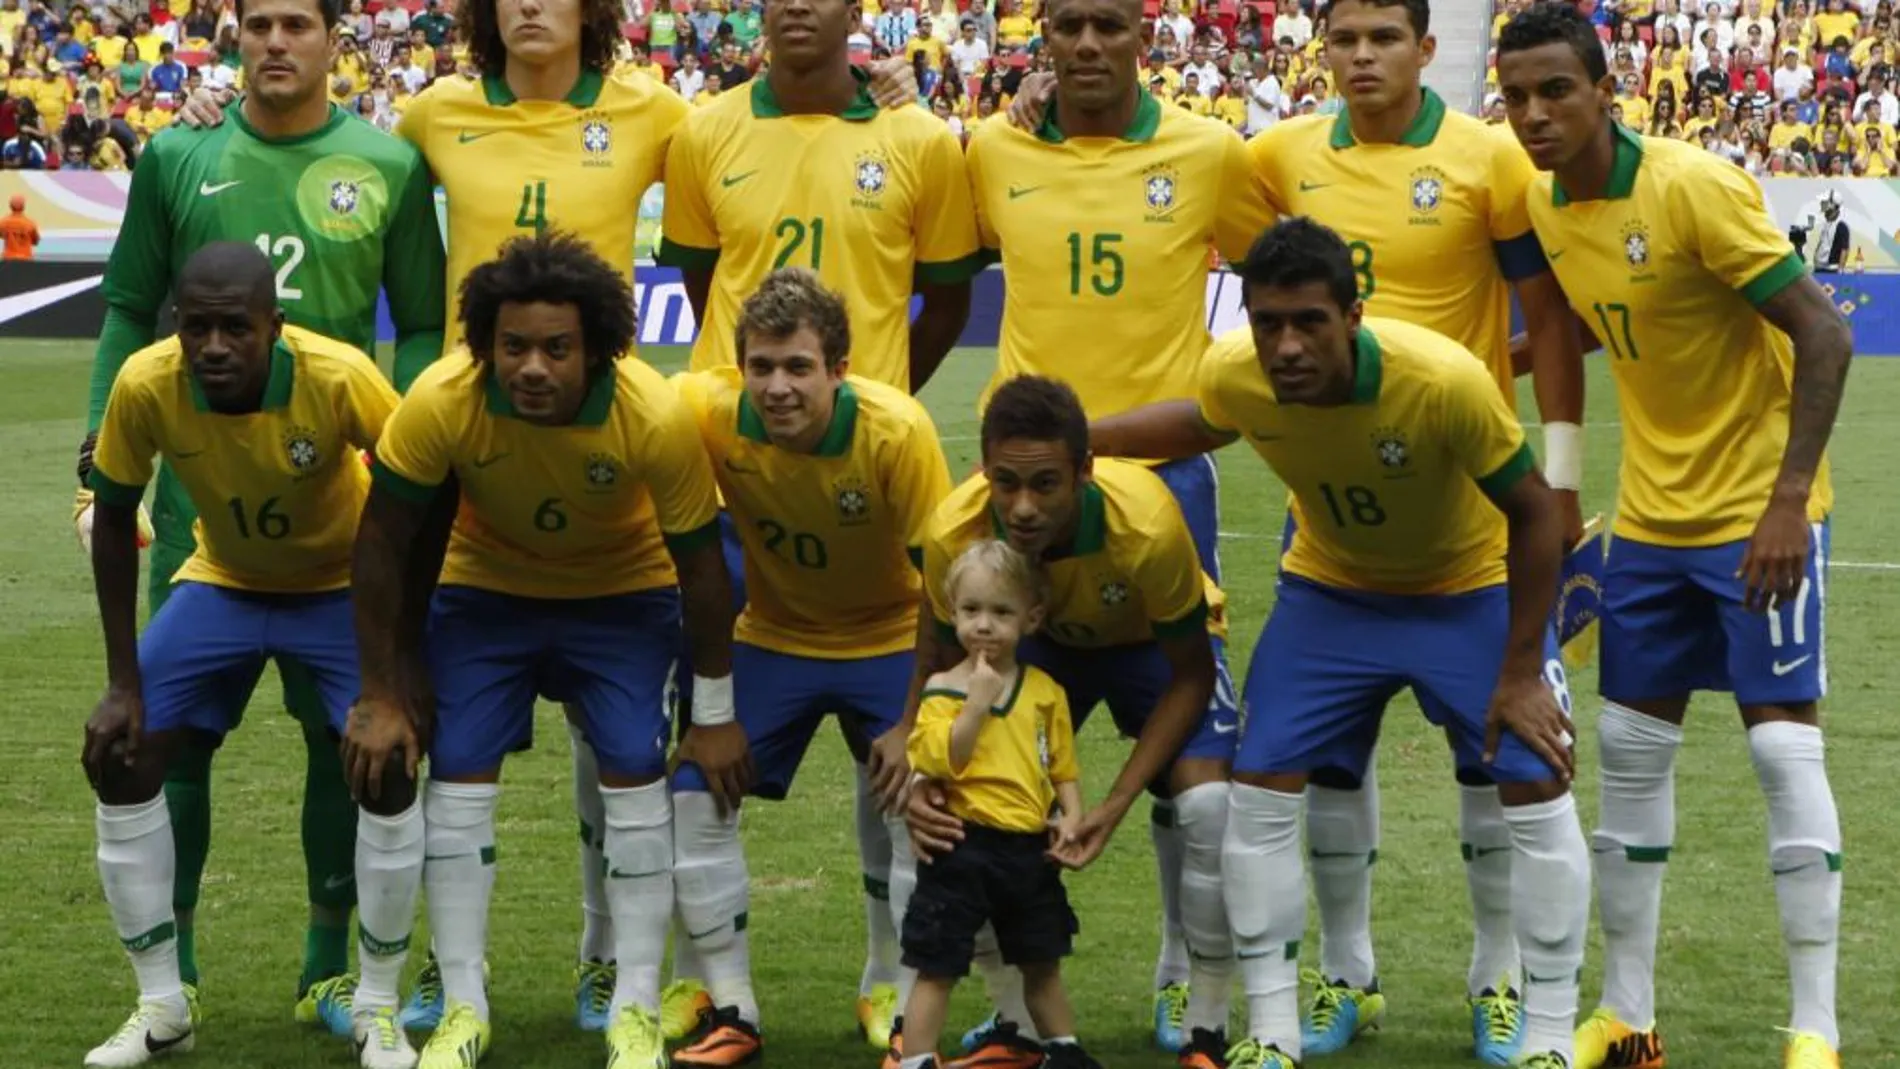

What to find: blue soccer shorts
left=1155, top=453, right=1222, bottom=584
left=1019, top=632, right=1240, bottom=790
left=1600, top=521, right=1829, bottom=707
left=1236, top=576, right=1570, bottom=785
left=671, top=642, right=913, bottom=799
left=427, top=585, right=681, bottom=780
left=138, top=582, right=359, bottom=739
left=718, top=508, right=748, bottom=613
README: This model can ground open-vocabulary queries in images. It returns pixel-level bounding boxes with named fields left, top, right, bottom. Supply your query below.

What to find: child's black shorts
left=901, top=822, right=1079, bottom=978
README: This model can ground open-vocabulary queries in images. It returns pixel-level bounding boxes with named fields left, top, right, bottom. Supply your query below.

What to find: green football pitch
left=7, top=341, right=1899, bottom=1067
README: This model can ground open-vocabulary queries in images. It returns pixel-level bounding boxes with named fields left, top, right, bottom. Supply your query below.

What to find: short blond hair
left=733, top=267, right=852, bottom=369
left=943, top=539, right=1047, bottom=611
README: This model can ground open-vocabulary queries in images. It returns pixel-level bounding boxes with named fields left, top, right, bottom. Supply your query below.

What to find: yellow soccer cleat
left=1573, top=1008, right=1664, bottom=1069
left=418, top=1002, right=491, bottom=1069
left=858, top=983, right=899, bottom=1051
left=1783, top=1030, right=1839, bottom=1069
left=661, top=978, right=715, bottom=1041
left=605, top=1005, right=668, bottom=1069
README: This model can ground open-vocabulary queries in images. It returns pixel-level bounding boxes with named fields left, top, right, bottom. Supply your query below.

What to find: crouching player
left=900, top=540, right=1101, bottom=1069
left=80, top=243, right=400, bottom=1067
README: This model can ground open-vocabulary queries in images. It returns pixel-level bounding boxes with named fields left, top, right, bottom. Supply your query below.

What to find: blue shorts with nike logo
left=1600, top=521, right=1829, bottom=706
left=1019, top=633, right=1239, bottom=791
left=1236, top=576, right=1568, bottom=785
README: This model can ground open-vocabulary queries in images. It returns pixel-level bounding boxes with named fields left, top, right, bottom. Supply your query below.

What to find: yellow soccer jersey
left=967, top=91, right=1276, bottom=418
left=675, top=368, right=953, bottom=657
left=1197, top=317, right=1535, bottom=596
left=1248, top=90, right=1545, bottom=397
left=1526, top=127, right=1831, bottom=547
left=398, top=69, right=689, bottom=350
left=372, top=355, right=721, bottom=598
left=88, top=325, right=397, bottom=593
left=909, top=665, right=1078, bottom=833
left=922, top=460, right=1215, bottom=649
left=656, top=73, right=983, bottom=390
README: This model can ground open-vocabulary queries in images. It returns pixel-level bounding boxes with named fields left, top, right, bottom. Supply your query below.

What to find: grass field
left=8, top=340, right=1900, bottom=1069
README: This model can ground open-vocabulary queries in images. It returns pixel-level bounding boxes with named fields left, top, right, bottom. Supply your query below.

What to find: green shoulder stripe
left=1476, top=442, right=1537, bottom=501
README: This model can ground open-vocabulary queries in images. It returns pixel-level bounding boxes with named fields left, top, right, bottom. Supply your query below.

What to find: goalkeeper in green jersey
left=71, top=0, right=445, bottom=1028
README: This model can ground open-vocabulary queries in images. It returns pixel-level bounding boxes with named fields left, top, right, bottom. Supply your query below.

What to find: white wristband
left=691, top=673, right=735, bottom=727
left=1543, top=421, right=1584, bottom=492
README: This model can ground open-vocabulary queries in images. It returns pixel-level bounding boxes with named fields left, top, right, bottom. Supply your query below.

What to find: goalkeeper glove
left=75, top=433, right=155, bottom=552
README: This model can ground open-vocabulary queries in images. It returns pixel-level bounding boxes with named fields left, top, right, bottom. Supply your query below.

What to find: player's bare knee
left=1498, top=780, right=1569, bottom=807
left=1740, top=701, right=1820, bottom=730
left=363, top=765, right=418, bottom=816
left=1308, top=766, right=1363, bottom=792
left=93, top=741, right=167, bottom=807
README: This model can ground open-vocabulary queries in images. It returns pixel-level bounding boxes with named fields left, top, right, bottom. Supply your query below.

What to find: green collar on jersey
left=1328, top=87, right=1446, bottom=149
left=483, top=361, right=616, bottom=425
left=188, top=338, right=296, bottom=412
left=920, top=667, right=1029, bottom=716
left=228, top=100, right=347, bottom=144
left=750, top=67, right=880, bottom=121
left=989, top=478, right=1107, bottom=560
left=1350, top=325, right=1384, bottom=403
left=1034, top=88, right=1162, bottom=144
left=480, top=67, right=605, bottom=108
left=1551, top=122, right=1644, bottom=206
left=736, top=380, right=860, bottom=455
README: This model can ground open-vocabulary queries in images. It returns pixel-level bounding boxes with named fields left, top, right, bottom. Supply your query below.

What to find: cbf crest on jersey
left=1034, top=703, right=1054, bottom=769
left=1408, top=166, right=1447, bottom=227
left=1141, top=162, right=1179, bottom=223
left=584, top=451, right=620, bottom=490
left=1371, top=425, right=1410, bottom=471
left=1621, top=218, right=1655, bottom=279
left=295, top=156, right=389, bottom=241
left=282, top=425, right=321, bottom=477
left=1099, top=579, right=1130, bottom=606
left=579, top=110, right=614, bottom=168
left=852, top=152, right=888, bottom=210
left=834, top=475, right=872, bottom=526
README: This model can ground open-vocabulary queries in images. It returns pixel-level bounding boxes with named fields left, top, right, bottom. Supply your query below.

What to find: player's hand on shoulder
left=81, top=687, right=144, bottom=790
left=342, top=694, right=423, bottom=801
left=1007, top=72, right=1056, bottom=131
left=865, top=55, right=918, bottom=110
left=906, top=777, right=963, bottom=861
left=1483, top=670, right=1575, bottom=783
left=675, top=721, right=754, bottom=817
left=175, top=86, right=234, bottom=129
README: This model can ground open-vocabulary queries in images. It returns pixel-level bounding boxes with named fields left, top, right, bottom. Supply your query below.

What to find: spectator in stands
left=124, top=85, right=170, bottom=145
left=996, top=0, right=1033, bottom=52
left=412, top=0, right=451, bottom=47
left=672, top=49, right=706, bottom=99
left=710, top=40, right=748, bottom=88
left=2, top=194, right=38, bottom=258
left=1818, top=0, right=1861, bottom=45
left=3, top=101, right=46, bottom=169
left=911, top=45, right=940, bottom=99
left=1156, top=0, right=1194, bottom=52
left=684, top=0, right=719, bottom=47
left=129, top=12, right=164, bottom=63
left=1234, top=5, right=1263, bottom=51
left=1776, top=46, right=1815, bottom=100
left=1175, top=71, right=1211, bottom=112
left=649, top=0, right=678, bottom=58
left=151, top=41, right=187, bottom=99
left=374, top=0, right=409, bottom=37
left=115, top=41, right=148, bottom=98
left=1695, top=47, right=1730, bottom=99
left=1650, top=96, right=1679, bottom=134
left=1855, top=69, right=1899, bottom=120
left=366, top=18, right=395, bottom=69
left=1733, top=46, right=1774, bottom=93
left=181, top=0, right=217, bottom=47
left=1858, top=123, right=1897, bottom=171
left=1273, top=0, right=1311, bottom=48
left=877, top=0, right=917, bottom=53
left=343, top=0, right=372, bottom=40
left=0, top=0, right=24, bottom=57
left=202, top=24, right=239, bottom=91
left=1608, top=19, right=1646, bottom=69
left=930, top=92, right=962, bottom=139
left=1813, top=123, right=1853, bottom=169
left=32, top=60, right=70, bottom=119
left=1183, top=43, right=1221, bottom=95
left=908, top=14, right=945, bottom=70
left=951, top=16, right=989, bottom=75
left=390, top=42, right=429, bottom=94
left=727, top=0, right=763, bottom=52
left=674, top=19, right=703, bottom=63
left=52, top=26, right=85, bottom=68
left=1248, top=55, right=1283, bottom=131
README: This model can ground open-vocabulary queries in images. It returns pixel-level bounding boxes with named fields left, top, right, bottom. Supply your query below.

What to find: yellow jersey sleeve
left=1213, top=125, right=1277, bottom=262
left=922, top=516, right=955, bottom=625
left=641, top=380, right=722, bottom=541
left=337, top=356, right=402, bottom=454
left=966, top=131, right=1003, bottom=253
left=913, top=122, right=983, bottom=281
left=1487, top=131, right=1537, bottom=243
left=372, top=359, right=461, bottom=493
left=892, top=409, right=954, bottom=559
left=89, top=356, right=162, bottom=504
left=1440, top=352, right=1537, bottom=497
left=907, top=690, right=962, bottom=779
left=658, top=111, right=720, bottom=258
left=1672, top=157, right=1806, bottom=305
left=1194, top=328, right=1247, bottom=435
left=1042, top=679, right=1079, bottom=785
left=1130, top=499, right=1211, bottom=638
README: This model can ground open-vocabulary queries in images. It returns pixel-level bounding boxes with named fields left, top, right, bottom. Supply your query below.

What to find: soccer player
left=657, top=0, right=982, bottom=393
left=1088, top=217, right=1590, bottom=1069
left=72, top=0, right=445, bottom=1020
left=1497, top=8, right=1854, bottom=1068
left=1243, top=0, right=1587, bottom=1056
left=662, top=268, right=953, bottom=1067
left=961, top=0, right=1275, bottom=1050
left=907, top=376, right=1237, bottom=1069
left=346, top=232, right=735, bottom=1069
left=79, top=242, right=402, bottom=1068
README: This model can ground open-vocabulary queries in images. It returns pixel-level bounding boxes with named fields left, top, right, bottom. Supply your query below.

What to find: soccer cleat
left=417, top=1002, right=490, bottom=1069
left=946, top=1020, right=1046, bottom=1069
left=959, top=1013, right=1003, bottom=1054
left=1782, top=1030, right=1839, bottom=1069
left=879, top=1017, right=906, bottom=1069
left=84, top=988, right=200, bottom=1068
left=604, top=1005, right=668, bottom=1069
left=1177, top=1026, right=1229, bottom=1069
left=1511, top=1054, right=1572, bottom=1069
left=296, top=972, right=358, bottom=1037
left=1300, top=970, right=1385, bottom=1055
left=1154, top=981, right=1190, bottom=1053
left=1042, top=1042, right=1105, bottom=1069
left=1223, top=1038, right=1298, bottom=1069
left=400, top=956, right=445, bottom=1032
left=1469, top=984, right=1527, bottom=1065
left=1572, top=1008, right=1664, bottom=1069
left=574, top=959, right=616, bottom=1033
left=661, top=978, right=715, bottom=1041
left=673, top=1005, right=763, bottom=1067
left=858, top=982, right=899, bottom=1050
left=353, top=1005, right=420, bottom=1069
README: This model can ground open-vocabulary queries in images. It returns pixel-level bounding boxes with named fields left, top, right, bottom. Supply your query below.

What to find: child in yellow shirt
left=902, top=540, right=1099, bottom=1069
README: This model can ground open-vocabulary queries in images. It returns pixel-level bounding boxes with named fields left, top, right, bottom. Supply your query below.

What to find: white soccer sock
left=1504, top=793, right=1590, bottom=1064
left=672, top=912, right=705, bottom=982
left=1460, top=784, right=1519, bottom=995
left=97, top=797, right=185, bottom=1008
left=1749, top=720, right=1842, bottom=1048
left=423, top=780, right=499, bottom=1021
left=354, top=801, right=424, bottom=1011
left=1305, top=775, right=1379, bottom=988
left=1149, top=798, right=1191, bottom=990
left=855, top=764, right=901, bottom=996
left=568, top=722, right=614, bottom=964
left=672, top=789, right=756, bottom=1023
left=1174, top=783, right=1234, bottom=1034
left=973, top=925, right=1037, bottom=1039
left=884, top=812, right=920, bottom=1009
left=602, top=780, right=674, bottom=1016
left=1226, top=784, right=1305, bottom=1059
left=1594, top=702, right=1680, bottom=1028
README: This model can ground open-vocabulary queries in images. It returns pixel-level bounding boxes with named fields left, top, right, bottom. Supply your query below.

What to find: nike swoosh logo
left=199, top=180, right=241, bottom=196
left=722, top=457, right=758, bottom=474
left=1772, top=655, right=1812, bottom=676
left=472, top=452, right=509, bottom=469
left=146, top=1029, right=192, bottom=1054
left=0, top=272, right=103, bottom=324
left=1471, top=845, right=1510, bottom=858
left=323, top=873, right=355, bottom=890
left=721, top=169, right=759, bottom=188
left=173, top=449, right=206, bottom=459
left=1250, top=431, right=1283, bottom=442
left=1299, top=180, right=1331, bottom=192
left=687, top=924, right=727, bottom=939
left=458, top=129, right=499, bottom=143
left=1211, top=720, right=1238, bottom=735
left=1008, top=184, right=1044, bottom=199
left=1547, top=249, right=1566, bottom=261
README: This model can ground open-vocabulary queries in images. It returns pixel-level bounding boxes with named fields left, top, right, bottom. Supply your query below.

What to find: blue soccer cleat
left=399, top=956, right=443, bottom=1032
left=1153, top=981, right=1189, bottom=1053
left=1470, top=984, right=1527, bottom=1065
left=1300, top=970, right=1385, bottom=1056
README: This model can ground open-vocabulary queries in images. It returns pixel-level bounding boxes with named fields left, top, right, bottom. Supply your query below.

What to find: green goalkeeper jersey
left=86, top=102, right=446, bottom=436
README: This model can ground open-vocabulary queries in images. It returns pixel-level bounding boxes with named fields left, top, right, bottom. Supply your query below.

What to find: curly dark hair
left=1498, top=1, right=1609, bottom=84
left=459, top=0, right=624, bottom=77
left=1233, top=217, right=1359, bottom=314
left=459, top=231, right=636, bottom=377
left=981, top=376, right=1089, bottom=472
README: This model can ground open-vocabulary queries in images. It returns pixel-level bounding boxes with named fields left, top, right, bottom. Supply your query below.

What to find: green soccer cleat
left=605, top=1005, right=668, bottom=1069
left=661, top=978, right=714, bottom=1041
left=1224, top=1037, right=1299, bottom=1069
left=418, top=1002, right=490, bottom=1069
left=858, top=983, right=899, bottom=1051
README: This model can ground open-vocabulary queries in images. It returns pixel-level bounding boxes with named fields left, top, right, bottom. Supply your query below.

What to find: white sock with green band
left=98, top=796, right=185, bottom=1008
